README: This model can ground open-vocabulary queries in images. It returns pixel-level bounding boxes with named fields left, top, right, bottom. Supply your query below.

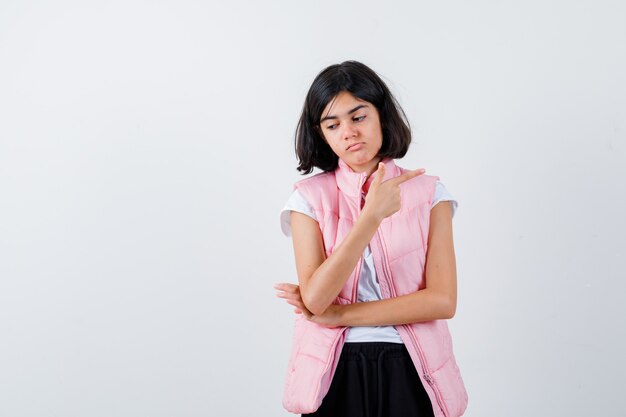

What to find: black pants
left=303, top=342, right=435, bottom=417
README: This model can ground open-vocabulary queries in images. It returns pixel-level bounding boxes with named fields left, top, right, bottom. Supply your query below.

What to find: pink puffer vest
left=282, top=157, right=468, bottom=416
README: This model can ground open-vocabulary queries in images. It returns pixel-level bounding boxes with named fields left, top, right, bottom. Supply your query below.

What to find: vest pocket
left=429, top=355, right=468, bottom=417
left=283, top=315, right=346, bottom=413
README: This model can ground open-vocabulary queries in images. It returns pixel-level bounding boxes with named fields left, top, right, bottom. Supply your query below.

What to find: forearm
left=336, top=288, right=455, bottom=326
left=302, top=210, right=381, bottom=315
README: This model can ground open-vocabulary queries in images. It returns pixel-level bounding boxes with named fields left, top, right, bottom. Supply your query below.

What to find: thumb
left=373, top=162, right=385, bottom=186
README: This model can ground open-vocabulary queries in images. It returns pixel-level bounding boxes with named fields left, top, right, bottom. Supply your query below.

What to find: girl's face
left=318, top=91, right=383, bottom=175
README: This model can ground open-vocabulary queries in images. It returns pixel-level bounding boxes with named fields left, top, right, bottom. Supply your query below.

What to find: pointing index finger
left=388, top=168, right=426, bottom=185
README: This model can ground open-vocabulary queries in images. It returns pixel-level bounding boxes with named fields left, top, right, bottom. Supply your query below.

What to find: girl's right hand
left=362, top=162, right=425, bottom=222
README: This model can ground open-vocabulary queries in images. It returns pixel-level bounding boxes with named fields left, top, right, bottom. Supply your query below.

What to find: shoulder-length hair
left=295, top=60, right=412, bottom=174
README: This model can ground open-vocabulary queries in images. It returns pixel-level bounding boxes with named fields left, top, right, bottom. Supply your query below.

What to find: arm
left=336, top=200, right=457, bottom=325
left=277, top=200, right=457, bottom=325
left=290, top=209, right=381, bottom=316
left=289, top=163, right=425, bottom=316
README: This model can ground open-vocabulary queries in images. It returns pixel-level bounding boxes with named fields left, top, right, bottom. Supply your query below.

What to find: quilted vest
left=282, top=157, right=468, bottom=416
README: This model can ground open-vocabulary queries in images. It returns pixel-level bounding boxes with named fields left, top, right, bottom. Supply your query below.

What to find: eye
left=326, top=123, right=338, bottom=130
left=354, top=115, right=366, bottom=122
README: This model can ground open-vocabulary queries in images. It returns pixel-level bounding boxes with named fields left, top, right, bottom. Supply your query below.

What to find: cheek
left=322, top=138, right=341, bottom=155
left=325, top=135, right=343, bottom=151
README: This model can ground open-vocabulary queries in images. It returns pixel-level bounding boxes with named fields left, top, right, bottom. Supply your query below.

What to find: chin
left=351, top=155, right=375, bottom=164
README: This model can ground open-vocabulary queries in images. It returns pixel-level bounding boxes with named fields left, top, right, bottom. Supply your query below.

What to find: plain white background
left=1, top=1, right=625, bottom=416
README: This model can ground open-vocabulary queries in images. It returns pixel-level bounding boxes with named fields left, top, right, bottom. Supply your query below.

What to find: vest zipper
left=353, top=185, right=367, bottom=303
left=351, top=259, right=362, bottom=303
left=373, top=228, right=450, bottom=417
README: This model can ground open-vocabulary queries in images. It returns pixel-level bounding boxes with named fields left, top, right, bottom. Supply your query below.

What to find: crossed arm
left=275, top=200, right=457, bottom=328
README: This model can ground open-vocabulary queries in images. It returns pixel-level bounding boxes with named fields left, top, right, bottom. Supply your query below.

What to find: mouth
left=346, top=142, right=364, bottom=151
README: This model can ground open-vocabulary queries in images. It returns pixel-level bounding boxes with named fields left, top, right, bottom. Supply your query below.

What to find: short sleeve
left=280, top=189, right=318, bottom=237
left=432, top=181, right=458, bottom=218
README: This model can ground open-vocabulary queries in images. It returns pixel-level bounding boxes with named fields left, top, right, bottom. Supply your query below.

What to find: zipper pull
left=423, top=373, right=434, bottom=385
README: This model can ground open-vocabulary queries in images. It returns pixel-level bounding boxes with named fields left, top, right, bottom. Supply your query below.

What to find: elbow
left=442, top=296, right=457, bottom=319
left=302, top=292, right=331, bottom=316
left=308, top=304, right=328, bottom=317
left=300, top=273, right=336, bottom=316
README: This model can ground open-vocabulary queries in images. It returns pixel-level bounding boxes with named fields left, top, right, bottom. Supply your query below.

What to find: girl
left=275, top=61, right=467, bottom=417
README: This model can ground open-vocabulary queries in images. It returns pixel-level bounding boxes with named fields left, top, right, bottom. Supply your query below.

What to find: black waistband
left=339, top=342, right=408, bottom=361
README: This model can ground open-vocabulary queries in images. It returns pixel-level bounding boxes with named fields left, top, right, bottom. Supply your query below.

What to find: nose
left=342, top=122, right=358, bottom=140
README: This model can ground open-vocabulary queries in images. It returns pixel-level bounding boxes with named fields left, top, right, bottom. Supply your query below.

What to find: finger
left=274, top=283, right=298, bottom=290
left=273, top=283, right=299, bottom=293
left=275, top=291, right=302, bottom=301
left=372, top=162, right=385, bottom=186
left=388, top=168, right=425, bottom=186
left=275, top=289, right=299, bottom=298
left=285, top=298, right=304, bottom=307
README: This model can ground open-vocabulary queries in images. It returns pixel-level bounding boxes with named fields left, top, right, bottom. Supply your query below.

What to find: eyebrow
left=320, top=104, right=368, bottom=123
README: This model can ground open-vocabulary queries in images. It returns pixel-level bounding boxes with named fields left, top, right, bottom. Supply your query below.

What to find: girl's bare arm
left=277, top=200, right=456, bottom=324
left=290, top=209, right=381, bottom=316
left=335, top=200, right=457, bottom=325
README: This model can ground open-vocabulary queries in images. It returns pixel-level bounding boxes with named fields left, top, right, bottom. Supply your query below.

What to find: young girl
left=275, top=61, right=468, bottom=417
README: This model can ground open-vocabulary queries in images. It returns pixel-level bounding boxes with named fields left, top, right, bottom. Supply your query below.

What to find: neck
left=335, top=157, right=394, bottom=198
left=346, top=156, right=382, bottom=178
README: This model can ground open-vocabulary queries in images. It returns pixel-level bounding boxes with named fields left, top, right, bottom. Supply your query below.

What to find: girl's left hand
left=274, top=283, right=343, bottom=328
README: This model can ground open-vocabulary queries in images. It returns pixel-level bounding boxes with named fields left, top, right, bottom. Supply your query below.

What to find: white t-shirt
left=280, top=181, right=458, bottom=343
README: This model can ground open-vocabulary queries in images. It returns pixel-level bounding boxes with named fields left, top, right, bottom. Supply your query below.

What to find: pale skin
left=275, top=92, right=457, bottom=328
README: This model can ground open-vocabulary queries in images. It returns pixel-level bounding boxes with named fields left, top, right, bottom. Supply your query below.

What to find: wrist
left=359, top=206, right=383, bottom=227
left=336, top=303, right=351, bottom=327
left=332, top=304, right=348, bottom=327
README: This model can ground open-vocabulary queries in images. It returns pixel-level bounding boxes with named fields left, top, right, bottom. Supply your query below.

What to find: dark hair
left=295, top=60, right=412, bottom=174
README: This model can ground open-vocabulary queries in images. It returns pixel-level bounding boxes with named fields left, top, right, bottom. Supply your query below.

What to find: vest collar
left=335, top=156, right=397, bottom=198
